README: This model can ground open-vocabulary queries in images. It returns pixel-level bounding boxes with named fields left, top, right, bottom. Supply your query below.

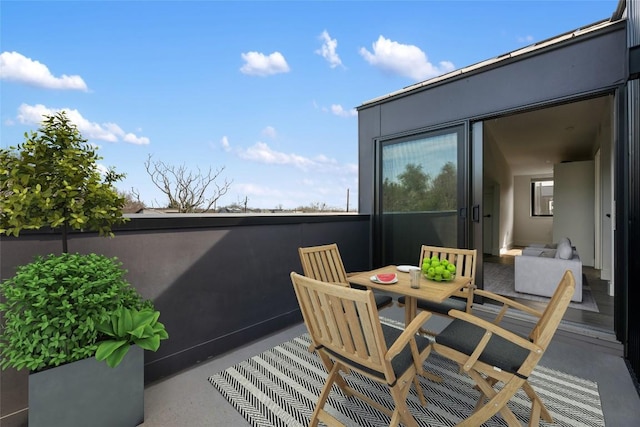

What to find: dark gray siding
left=0, top=215, right=370, bottom=426
left=358, top=24, right=627, bottom=214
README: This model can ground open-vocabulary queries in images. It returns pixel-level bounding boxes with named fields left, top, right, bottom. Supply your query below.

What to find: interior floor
left=483, top=248, right=614, bottom=332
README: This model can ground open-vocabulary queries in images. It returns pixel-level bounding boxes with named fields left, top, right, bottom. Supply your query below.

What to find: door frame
left=371, top=123, right=469, bottom=267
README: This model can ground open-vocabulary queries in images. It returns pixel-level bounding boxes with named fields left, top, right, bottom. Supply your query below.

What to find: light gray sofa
left=514, top=237, right=583, bottom=302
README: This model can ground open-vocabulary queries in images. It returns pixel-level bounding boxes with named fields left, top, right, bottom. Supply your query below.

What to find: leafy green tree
left=0, top=112, right=127, bottom=253
left=383, top=163, right=432, bottom=212
left=428, top=161, right=457, bottom=210
left=382, top=177, right=402, bottom=211
left=382, top=162, right=457, bottom=212
left=398, top=163, right=430, bottom=211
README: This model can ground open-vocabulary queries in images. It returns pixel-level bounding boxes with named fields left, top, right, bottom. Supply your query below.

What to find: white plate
left=370, top=275, right=398, bottom=284
left=397, top=265, right=420, bottom=273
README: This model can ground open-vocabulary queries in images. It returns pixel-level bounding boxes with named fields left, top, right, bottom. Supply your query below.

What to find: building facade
left=357, top=0, right=640, bottom=380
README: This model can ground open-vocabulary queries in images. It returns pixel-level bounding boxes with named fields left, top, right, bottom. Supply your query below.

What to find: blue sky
left=1, top=0, right=619, bottom=210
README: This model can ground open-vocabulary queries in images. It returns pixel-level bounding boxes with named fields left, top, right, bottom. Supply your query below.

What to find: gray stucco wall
left=0, top=214, right=370, bottom=427
left=358, top=23, right=627, bottom=214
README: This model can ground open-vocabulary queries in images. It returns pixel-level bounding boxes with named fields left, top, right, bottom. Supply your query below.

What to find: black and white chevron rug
left=209, top=321, right=604, bottom=427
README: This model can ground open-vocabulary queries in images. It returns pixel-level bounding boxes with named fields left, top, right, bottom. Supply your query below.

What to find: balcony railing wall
left=0, top=214, right=370, bottom=427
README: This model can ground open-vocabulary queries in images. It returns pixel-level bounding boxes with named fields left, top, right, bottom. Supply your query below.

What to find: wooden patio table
left=349, top=265, right=470, bottom=383
left=348, top=265, right=470, bottom=328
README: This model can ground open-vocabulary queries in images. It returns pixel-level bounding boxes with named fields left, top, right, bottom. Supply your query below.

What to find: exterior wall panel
left=0, top=215, right=370, bottom=426
left=358, top=106, right=381, bottom=216
left=380, top=27, right=625, bottom=135
left=358, top=26, right=627, bottom=214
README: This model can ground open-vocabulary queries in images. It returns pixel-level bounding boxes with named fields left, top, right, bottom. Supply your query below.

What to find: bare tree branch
left=144, top=154, right=232, bottom=213
left=119, top=188, right=145, bottom=213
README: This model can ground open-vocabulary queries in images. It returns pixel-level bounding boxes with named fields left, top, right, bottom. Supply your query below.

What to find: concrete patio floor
left=141, top=305, right=640, bottom=426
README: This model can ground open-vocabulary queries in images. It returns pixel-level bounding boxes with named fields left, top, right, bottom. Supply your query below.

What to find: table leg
left=404, top=296, right=443, bottom=383
left=404, top=296, right=417, bottom=327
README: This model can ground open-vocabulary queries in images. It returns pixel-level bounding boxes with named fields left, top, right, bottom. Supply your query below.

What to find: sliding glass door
left=375, top=125, right=467, bottom=266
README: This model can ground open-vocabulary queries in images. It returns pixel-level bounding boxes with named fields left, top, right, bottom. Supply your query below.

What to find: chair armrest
left=455, top=278, right=475, bottom=291
left=346, top=271, right=366, bottom=277
left=386, top=311, right=432, bottom=360
left=474, top=289, right=544, bottom=318
left=446, top=309, right=542, bottom=373
left=448, top=310, right=542, bottom=353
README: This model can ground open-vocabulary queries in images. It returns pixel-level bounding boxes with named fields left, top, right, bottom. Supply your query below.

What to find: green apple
left=447, top=264, right=456, bottom=273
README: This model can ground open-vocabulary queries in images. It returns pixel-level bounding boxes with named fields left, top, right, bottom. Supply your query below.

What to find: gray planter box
left=28, top=345, right=144, bottom=427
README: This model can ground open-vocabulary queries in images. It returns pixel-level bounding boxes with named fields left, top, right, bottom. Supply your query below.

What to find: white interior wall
left=513, top=175, right=554, bottom=246
left=483, top=130, right=515, bottom=252
left=553, top=160, right=595, bottom=266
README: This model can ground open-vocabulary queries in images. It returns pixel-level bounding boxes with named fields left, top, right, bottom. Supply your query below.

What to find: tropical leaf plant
left=95, top=306, right=169, bottom=368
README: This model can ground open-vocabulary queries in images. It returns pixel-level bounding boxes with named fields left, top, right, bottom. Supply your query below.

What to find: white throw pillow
left=557, top=241, right=572, bottom=259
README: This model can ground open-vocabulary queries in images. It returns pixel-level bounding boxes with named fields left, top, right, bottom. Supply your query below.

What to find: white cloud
left=313, top=101, right=357, bottom=118
left=0, top=51, right=88, bottom=91
left=238, top=141, right=314, bottom=169
left=237, top=141, right=356, bottom=176
left=15, top=103, right=150, bottom=145
left=221, top=136, right=231, bottom=152
left=123, top=133, right=150, bottom=145
left=330, top=104, right=357, bottom=118
left=359, top=35, right=455, bottom=81
left=240, top=51, right=290, bottom=76
left=261, top=126, right=277, bottom=139
left=517, top=35, right=534, bottom=43
left=315, top=30, right=342, bottom=68
left=234, top=182, right=284, bottom=198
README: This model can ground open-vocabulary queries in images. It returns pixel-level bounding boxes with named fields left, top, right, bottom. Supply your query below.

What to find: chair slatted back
left=298, top=244, right=349, bottom=285
left=419, top=245, right=477, bottom=284
left=529, top=269, right=576, bottom=351
left=290, top=272, right=392, bottom=380
left=420, top=246, right=477, bottom=306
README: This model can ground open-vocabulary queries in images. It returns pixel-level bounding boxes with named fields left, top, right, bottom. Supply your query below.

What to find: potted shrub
left=0, top=253, right=168, bottom=426
left=0, top=112, right=168, bottom=427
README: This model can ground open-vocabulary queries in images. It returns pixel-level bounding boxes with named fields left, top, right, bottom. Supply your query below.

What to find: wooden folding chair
left=290, top=272, right=433, bottom=427
left=432, top=269, right=576, bottom=426
left=298, top=243, right=393, bottom=310
left=398, top=245, right=477, bottom=335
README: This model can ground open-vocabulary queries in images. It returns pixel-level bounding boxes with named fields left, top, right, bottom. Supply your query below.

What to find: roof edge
left=612, top=0, right=627, bottom=21
left=358, top=16, right=625, bottom=110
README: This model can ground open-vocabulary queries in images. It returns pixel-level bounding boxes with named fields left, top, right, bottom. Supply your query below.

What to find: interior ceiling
left=484, top=95, right=612, bottom=176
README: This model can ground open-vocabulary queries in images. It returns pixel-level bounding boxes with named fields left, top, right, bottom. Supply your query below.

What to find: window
left=531, top=179, right=553, bottom=216
left=381, top=132, right=458, bottom=213
left=376, top=126, right=463, bottom=265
